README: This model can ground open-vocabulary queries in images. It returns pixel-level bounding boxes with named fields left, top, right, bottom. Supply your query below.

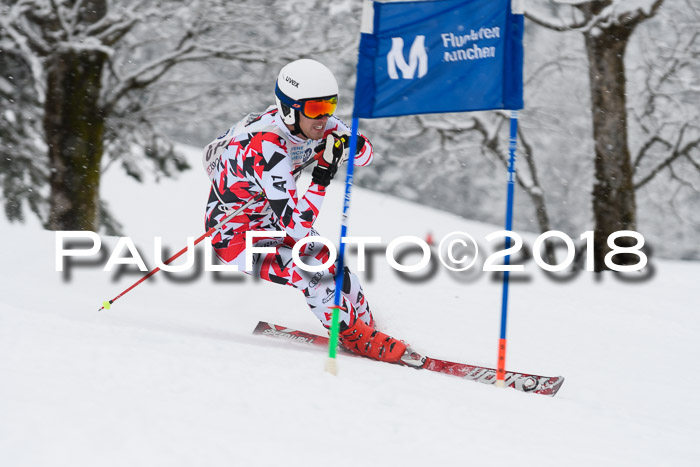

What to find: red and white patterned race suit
left=204, top=107, right=374, bottom=327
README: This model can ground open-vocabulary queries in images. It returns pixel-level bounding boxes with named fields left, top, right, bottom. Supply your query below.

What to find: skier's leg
left=217, top=237, right=355, bottom=327
left=216, top=238, right=421, bottom=365
left=287, top=247, right=409, bottom=363
left=280, top=239, right=352, bottom=327
left=338, top=266, right=374, bottom=327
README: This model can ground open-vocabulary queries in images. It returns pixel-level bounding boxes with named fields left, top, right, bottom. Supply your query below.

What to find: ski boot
left=338, top=316, right=426, bottom=367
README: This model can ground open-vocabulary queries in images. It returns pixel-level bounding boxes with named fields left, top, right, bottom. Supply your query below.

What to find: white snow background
left=1, top=145, right=698, bottom=466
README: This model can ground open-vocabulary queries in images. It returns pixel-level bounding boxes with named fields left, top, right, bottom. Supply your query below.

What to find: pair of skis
left=252, top=321, right=565, bottom=397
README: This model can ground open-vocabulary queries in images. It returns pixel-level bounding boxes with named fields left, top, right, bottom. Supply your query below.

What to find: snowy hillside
left=1, top=145, right=699, bottom=466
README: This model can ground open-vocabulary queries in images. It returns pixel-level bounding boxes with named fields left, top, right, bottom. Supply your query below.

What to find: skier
left=203, top=59, right=421, bottom=366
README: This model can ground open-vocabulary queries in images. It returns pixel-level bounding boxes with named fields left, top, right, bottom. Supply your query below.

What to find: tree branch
left=619, top=0, right=666, bottom=29
left=524, top=10, right=590, bottom=32
left=633, top=135, right=672, bottom=170
left=634, top=124, right=700, bottom=189
left=524, top=0, right=596, bottom=32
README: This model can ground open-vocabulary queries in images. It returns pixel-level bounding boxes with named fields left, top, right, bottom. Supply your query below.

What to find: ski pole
left=98, top=152, right=321, bottom=311
left=98, top=194, right=259, bottom=311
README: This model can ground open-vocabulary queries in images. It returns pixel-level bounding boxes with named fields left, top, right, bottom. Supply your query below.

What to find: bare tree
left=525, top=0, right=669, bottom=269
left=630, top=1, right=700, bottom=189
left=625, top=0, right=700, bottom=258
left=0, top=0, right=277, bottom=232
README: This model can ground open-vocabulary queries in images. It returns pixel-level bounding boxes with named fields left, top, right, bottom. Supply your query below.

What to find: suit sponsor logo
left=322, top=287, right=334, bottom=303
left=309, top=271, right=323, bottom=288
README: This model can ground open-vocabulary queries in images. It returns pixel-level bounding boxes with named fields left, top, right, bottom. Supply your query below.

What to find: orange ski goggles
left=300, top=96, right=338, bottom=119
left=276, top=84, right=338, bottom=119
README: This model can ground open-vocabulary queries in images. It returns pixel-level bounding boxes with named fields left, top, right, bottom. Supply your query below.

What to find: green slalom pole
left=325, top=117, right=360, bottom=375
left=325, top=305, right=341, bottom=374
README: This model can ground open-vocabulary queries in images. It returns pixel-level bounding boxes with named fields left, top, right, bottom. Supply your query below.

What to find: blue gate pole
left=496, top=110, right=519, bottom=386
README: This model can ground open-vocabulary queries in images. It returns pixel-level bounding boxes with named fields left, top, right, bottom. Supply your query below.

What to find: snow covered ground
left=1, top=145, right=699, bottom=466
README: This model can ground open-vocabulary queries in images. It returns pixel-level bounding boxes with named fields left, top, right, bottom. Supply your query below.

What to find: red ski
left=252, top=321, right=565, bottom=396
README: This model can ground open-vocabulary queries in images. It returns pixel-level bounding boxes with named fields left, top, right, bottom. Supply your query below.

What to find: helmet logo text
left=285, top=76, right=300, bottom=87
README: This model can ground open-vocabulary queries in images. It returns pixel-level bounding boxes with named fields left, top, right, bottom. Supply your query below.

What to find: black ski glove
left=311, top=133, right=350, bottom=186
left=332, top=131, right=367, bottom=156
left=310, top=132, right=368, bottom=186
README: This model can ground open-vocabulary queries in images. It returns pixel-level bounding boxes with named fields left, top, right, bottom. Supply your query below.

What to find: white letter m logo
left=387, top=36, right=428, bottom=80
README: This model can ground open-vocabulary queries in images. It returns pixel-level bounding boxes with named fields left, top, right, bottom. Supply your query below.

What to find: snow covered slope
left=1, top=146, right=698, bottom=466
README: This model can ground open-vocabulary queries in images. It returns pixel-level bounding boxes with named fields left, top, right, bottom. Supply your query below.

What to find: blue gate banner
left=353, top=0, right=523, bottom=118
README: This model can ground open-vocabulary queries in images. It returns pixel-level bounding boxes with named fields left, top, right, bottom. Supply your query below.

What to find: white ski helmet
left=275, top=59, right=339, bottom=126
